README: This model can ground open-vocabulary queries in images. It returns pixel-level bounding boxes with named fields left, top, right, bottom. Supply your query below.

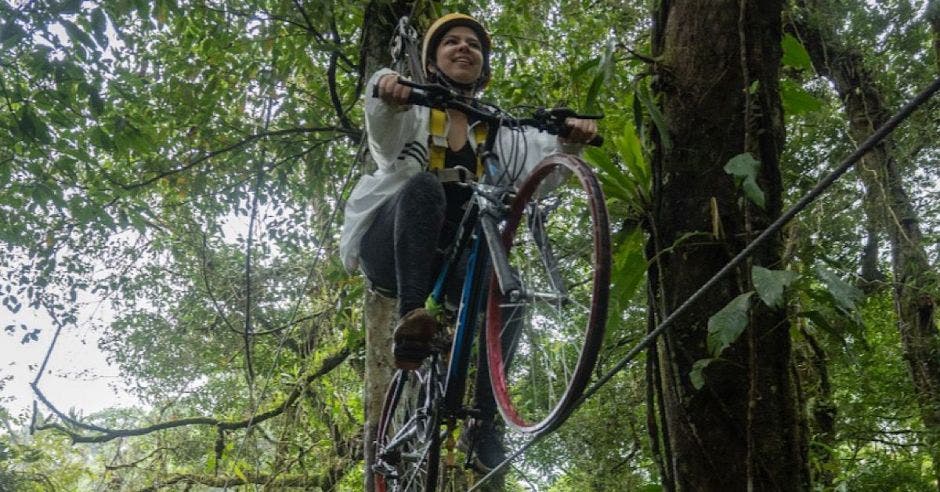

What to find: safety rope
left=389, top=13, right=425, bottom=83
left=468, top=75, right=940, bottom=491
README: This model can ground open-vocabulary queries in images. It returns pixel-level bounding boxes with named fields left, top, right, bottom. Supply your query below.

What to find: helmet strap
left=427, top=63, right=482, bottom=94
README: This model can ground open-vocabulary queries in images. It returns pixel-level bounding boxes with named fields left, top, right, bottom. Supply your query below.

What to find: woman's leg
left=359, top=172, right=446, bottom=318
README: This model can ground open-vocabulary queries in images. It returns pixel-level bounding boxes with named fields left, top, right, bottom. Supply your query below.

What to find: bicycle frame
left=427, top=185, right=504, bottom=417
left=374, top=80, right=610, bottom=490
left=426, top=150, right=571, bottom=422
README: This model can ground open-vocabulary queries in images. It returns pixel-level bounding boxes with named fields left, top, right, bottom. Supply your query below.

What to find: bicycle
left=372, top=79, right=611, bottom=491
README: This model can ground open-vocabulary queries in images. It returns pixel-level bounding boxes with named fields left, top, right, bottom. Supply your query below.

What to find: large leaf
left=815, top=266, right=863, bottom=313
left=752, top=266, right=800, bottom=309
left=610, top=226, right=646, bottom=303
left=0, top=19, right=26, bottom=49
left=689, top=358, right=716, bottom=390
left=60, top=19, right=97, bottom=50
left=707, top=292, right=753, bottom=357
left=16, top=106, right=52, bottom=144
left=634, top=81, right=671, bottom=150
left=724, top=152, right=765, bottom=209
left=781, top=79, right=824, bottom=115
left=781, top=34, right=813, bottom=70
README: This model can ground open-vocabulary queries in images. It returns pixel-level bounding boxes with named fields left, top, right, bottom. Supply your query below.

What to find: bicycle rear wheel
left=486, top=154, right=611, bottom=434
left=374, top=358, right=443, bottom=491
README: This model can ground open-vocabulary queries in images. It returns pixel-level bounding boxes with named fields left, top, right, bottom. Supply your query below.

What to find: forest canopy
left=1, top=0, right=938, bottom=490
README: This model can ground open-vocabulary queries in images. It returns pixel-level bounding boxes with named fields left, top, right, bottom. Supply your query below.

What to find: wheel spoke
left=487, top=156, right=610, bottom=433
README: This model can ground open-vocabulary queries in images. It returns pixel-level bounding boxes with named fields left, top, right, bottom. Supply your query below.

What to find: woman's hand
left=376, top=72, right=412, bottom=107
left=561, top=117, right=598, bottom=144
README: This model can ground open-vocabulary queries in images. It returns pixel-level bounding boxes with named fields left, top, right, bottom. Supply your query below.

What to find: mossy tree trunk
left=359, top=3, right=416, bottom=490
left=647, top=0, right=808, bottom=489
left=792, top=2, right=940, bottom=487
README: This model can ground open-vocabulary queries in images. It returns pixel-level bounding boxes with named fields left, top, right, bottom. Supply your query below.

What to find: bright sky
left=1, top=302, right=140, bottom=423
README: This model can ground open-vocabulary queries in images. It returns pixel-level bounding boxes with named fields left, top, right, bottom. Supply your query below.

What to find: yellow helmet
left=421, top=13, right=491, bottom=89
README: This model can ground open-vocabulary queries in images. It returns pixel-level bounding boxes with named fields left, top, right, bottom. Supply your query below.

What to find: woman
left=340, top=13, right=596, bottom=472
left=340, top=13, right=596, bottom=369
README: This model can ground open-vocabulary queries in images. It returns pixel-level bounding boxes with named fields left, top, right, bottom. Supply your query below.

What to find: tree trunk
left=791, top=4, right=940, bottom=487
left=930, top=0, right=940, bottom=73
left=648, top=1, right=808, bottom=489
left=358, top=3, right=415, bottom=490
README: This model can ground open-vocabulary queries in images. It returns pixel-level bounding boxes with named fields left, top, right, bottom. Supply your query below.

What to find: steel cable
left=469, top=75, right=940, bottom=491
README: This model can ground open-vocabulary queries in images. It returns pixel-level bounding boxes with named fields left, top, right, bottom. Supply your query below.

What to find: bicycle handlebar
left=372, top=78, right=604, bottom=147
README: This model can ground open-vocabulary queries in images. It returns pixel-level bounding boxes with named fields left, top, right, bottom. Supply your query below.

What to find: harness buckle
left=431, top=166, right=476, bottom=184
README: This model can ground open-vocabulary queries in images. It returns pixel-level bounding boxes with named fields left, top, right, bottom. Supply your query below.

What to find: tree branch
left=32, top=344, right=357, bottom=444
left=134, top=459, right=354, bottom=492
left=121, top=126, right=359, bottom=191
left=328, top=36, right=356, bottom=135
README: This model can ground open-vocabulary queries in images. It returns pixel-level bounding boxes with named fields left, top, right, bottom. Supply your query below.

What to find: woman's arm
left=364, top=69, right=421, bottom=171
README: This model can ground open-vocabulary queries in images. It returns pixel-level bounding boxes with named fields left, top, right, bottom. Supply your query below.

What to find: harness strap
left=430, top=166, right=475, bottom=183
left=428, top=108, right=487, bottom=177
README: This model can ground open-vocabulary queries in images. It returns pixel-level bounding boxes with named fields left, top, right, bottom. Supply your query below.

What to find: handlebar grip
left=406, top=90, right=429, bottom=107
left=372, top=83, right=428, bottom=107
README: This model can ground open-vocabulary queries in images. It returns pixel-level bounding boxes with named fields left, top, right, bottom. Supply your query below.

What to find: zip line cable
left=469, top=75, right=940, bottom=491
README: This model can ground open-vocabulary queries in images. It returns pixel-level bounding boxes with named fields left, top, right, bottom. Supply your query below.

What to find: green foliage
left=781, top=33, right=814, bottom=71
left=724, top=152, right=766, bottom=209
left=752, top=266, right=800, bottom=309
left=689, top=358, right=715, bottom=391
left=706, top=291, right=754, bottom=358
left=0, top=0, right=935, bottom=488
left=780, top=79, right=826, bottom=115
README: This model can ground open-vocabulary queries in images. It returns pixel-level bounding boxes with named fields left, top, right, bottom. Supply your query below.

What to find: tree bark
left=791, top=3, right=940, bottom=487
left=648, top=0, right=808, bottom=489
left=930, top=0, right=940, bottom=73
left=358, top=3, right=414, bottom=490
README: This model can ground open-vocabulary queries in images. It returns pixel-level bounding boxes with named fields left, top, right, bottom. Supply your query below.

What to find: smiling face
left=430, top=26, right=484, bottom=86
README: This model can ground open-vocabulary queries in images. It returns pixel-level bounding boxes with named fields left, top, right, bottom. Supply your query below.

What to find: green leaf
left=815, top=267, right=863, bottom=313
left=58, top=0, right=83, bottom=14
left=610, top=226, right=646, bottom=303
left=615, top=121, right=648, bottom=185
left=88, top=90, right=105, bottom=117
left=707, top=292, right=753, bottom=357
left=16, top=106, right=52, bottom=144
left=752, top=266, right=799, bottom=309
left=781, top=79, right=824, bottom=115
left=60, top=19, right=97, bottom=50
left=586, top=72, right=605, bottom=114
left=91, top=8, right=109, bottom=48
left=796, top=311, right=839, bottom=339
left=0, top=20, right=27, bottom=50
left=585, top=40, right=613, bottom=114
left=584, top=147, right=632, bottom=201
left=634, top=82, right=671, bottom=150
left=781, top=34, right=813, bottom=70
left=632, top=91, right=644, bottom=145
left=689, top=358, right=716, bottom=390
left=571, top=57, right=600, bottom=80
left=724, top=152, right=765, bottom=209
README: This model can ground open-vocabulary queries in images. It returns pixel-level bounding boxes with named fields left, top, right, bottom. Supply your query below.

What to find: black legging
left=359, top=171, right=500, bottom=421
left=359, top=171, right=469, bottom=318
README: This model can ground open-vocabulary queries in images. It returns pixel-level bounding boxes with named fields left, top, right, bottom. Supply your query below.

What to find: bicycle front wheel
left=374, top=359, right=443, bottom=491
left=486, top=154, right=611, bottom=434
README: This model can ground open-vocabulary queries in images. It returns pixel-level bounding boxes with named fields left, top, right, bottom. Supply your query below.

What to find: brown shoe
left=393, top=308, right=439, bottom=370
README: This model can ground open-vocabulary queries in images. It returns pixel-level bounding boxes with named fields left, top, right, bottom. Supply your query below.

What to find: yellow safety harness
left=427, top=108, right=488, bottom=181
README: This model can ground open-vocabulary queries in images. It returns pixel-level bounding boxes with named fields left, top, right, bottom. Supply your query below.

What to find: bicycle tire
left=486, top=154, right=611, bottom=434
left=374, top=359, right=444, bottom=492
